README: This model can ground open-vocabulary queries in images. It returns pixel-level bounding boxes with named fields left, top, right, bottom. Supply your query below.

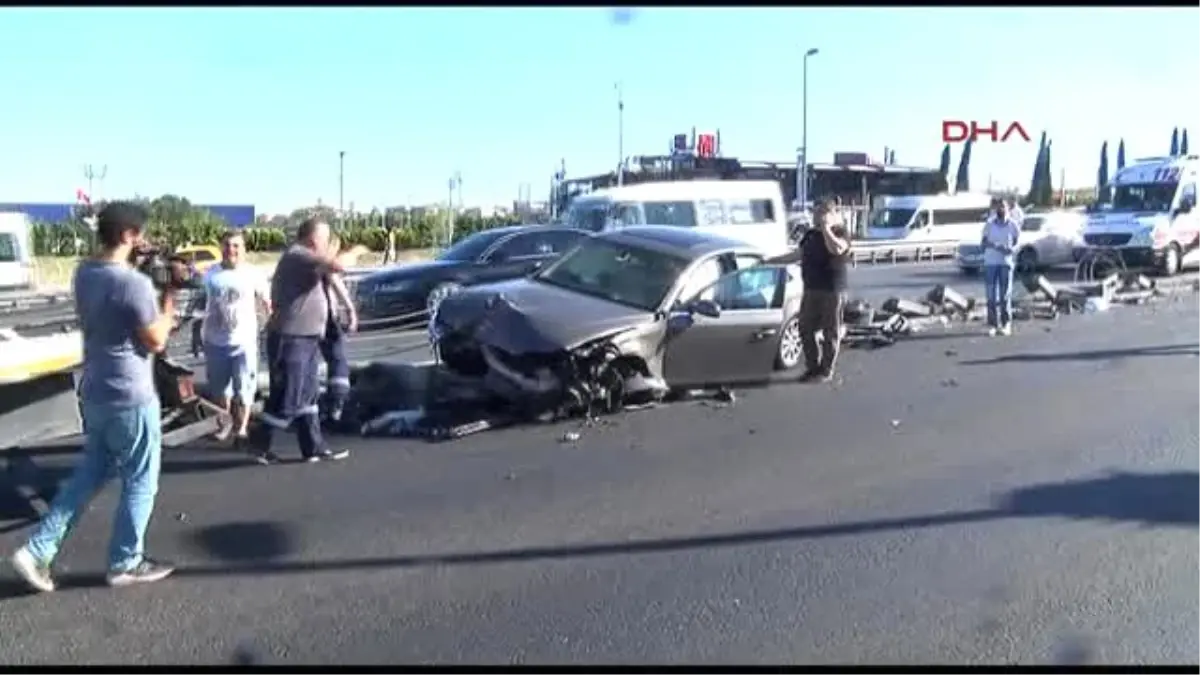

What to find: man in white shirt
left=201, top=230, right=271, bottom=441
left=1005, top=197, right=1025, bottom=228
left=980, top=198, right=1021, bottom=337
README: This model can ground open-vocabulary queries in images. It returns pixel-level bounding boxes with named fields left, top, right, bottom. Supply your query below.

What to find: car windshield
left=437, top=230, right=512, bottom=262
left=0, top=233, right=17, bottom=263
left=1111, top=182, right=1177, bottom=213
left=871, top=208, right=915, bottom=229
left=534, top=238, right=689, bottom=312
left=564, top=201, right=612, bottom=232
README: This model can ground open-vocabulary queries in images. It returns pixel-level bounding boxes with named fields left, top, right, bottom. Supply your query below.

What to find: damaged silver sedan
left=430, top=226, right=805, bottom=420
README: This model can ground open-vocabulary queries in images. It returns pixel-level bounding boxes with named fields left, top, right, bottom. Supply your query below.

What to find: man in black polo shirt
left=766, top=198, right=851, bottom=383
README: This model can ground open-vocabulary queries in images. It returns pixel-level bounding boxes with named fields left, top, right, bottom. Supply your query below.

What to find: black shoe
left=815, top=367, right=835, bottom=383
left=797, top=369, right=822, bottom=383
left=106, top=557, right=175, bottom=588
left=305, top=448, right=350, bottom=463
left=252, top=450, right=281, bottom=465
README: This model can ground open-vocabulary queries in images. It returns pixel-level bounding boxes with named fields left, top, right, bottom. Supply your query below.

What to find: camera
left=130, top=245, right=200, bottom=292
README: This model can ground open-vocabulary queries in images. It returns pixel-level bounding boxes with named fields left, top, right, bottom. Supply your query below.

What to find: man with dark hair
left=9, top=201, right=177, bottom=593
left=248, top=218, right=350, bottom=464
left=766, top=198, right=851, bottom=383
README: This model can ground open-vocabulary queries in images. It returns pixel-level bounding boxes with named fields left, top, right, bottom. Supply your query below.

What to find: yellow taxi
left=173, top=245, right=222, bottom=274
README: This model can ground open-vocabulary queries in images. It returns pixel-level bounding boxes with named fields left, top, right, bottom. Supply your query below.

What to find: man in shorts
left=248, top=218, right=350, bottom=464
left=200, top=230, right=271, bottom=443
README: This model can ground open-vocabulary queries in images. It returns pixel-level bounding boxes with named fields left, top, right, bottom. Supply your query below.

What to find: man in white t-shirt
left=201, top=230, right=271, bottom=442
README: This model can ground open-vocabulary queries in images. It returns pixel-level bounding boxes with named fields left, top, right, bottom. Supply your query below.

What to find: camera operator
left=9, top=202, right=178, bottom=593
left=247, top=218, right=350, bottom=464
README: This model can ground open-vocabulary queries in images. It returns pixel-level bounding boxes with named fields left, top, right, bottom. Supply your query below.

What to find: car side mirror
left=688, top=298, right=722, bottom=318
left=486, top=251, right=508, bottom=264
left=1174, top=202, right=1193, bottom=217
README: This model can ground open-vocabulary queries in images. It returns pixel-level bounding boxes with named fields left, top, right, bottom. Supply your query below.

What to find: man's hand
left=336, top=244, right=369, bottom=268
left=345, top=313, right=358, bottom=334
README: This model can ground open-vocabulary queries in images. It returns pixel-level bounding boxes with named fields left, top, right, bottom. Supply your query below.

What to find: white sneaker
left=998, top=324, right=1012, bottom=336
left=987, top=326, right=998, bottom=337
left=10, top=547, right=55, bottom=593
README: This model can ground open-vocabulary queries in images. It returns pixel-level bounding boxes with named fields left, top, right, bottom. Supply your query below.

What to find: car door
left=1044, top=214, right=1081, bottom=264
left=473, top=232, right=558, bottom=284
left=1018, top=214, right=1048, bottom=260
left=909, top=209, right=934, bottom=241
left=662, top=265, right=789, bottom=388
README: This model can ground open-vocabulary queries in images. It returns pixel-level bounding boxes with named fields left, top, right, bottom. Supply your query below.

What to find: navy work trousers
left=251, top=331, right=327, bottom=458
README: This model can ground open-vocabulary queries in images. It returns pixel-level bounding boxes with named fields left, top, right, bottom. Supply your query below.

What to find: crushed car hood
left=435, top=278, right=656, bottom=354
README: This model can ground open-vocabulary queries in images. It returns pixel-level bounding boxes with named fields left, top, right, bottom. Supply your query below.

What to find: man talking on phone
left=765, top=198, right=852, bottom=383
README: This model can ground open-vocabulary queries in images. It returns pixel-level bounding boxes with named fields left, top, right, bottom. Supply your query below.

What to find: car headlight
left=1129, top=227, right=1155, bottom=247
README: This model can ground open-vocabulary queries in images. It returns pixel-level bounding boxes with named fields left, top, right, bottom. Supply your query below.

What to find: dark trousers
left=250, top=331, right=327, bottom=458
left=319, top=319, right=351, bottom=417
left=798, top=290, right=845, bottom=374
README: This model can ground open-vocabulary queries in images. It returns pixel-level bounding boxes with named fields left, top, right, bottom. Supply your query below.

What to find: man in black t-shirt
left=766, top=199, right=851, bottom=382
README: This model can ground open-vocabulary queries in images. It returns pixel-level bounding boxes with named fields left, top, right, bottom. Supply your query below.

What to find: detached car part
left=924, top=284, right=976, bottom=318
left=881, top=297, right=934, bottom=318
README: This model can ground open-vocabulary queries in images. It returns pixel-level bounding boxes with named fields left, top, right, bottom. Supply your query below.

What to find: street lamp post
left=338, top=151, right=346, bottom=222
left=798, top=47, right=819, bottom=209
left=615, top=82, right=625, bottom=187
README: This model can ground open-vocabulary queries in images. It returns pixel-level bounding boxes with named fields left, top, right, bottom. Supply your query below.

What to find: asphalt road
left=0, top=279, right=1195, bottom=665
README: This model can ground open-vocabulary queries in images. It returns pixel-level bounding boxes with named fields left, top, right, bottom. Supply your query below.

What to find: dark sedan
left=354, top=225, right=592, bottom=327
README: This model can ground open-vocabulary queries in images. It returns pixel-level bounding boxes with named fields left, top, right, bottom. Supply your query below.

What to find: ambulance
left=1079, top=155, right=1200, bottom=276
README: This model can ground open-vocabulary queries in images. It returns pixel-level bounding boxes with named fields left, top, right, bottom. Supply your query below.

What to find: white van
left=0, top=213, right=34, bottom=291
left=561, top=180, right=790, bottom=256
left=866, top=193, right=993, bottom=244
left=1080, top=155, right=1199, bottom=276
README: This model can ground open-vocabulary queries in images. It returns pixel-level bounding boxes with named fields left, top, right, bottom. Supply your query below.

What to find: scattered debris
left=890, top=419, right=902, bottom=429
left=940, top=378, right=959, bottom=388
left=714, top=388, right=736, bottom=404
left=559, top=431, right=581, bottom=443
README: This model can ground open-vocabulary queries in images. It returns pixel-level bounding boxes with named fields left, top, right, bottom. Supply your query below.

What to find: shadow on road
left=4, top=470, right=1191, bottom=600
left=959, top=343, right=1199, bottom=366
left=0, top=444, right=253, bottom=535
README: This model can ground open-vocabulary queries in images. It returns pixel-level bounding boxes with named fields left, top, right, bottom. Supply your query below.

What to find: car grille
left=1084, top=233, right=1132, bottom=247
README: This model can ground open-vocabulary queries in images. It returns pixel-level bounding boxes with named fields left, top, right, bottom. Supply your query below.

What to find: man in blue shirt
left=980, top=198, right=1022, bottom=336
left=9, top=202, right=177, bottom=593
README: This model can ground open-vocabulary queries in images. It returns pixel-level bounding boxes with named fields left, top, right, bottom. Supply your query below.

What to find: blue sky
left=1, top=7, right=1197, bottom=214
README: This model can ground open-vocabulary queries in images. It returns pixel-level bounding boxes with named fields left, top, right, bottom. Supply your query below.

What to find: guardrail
left=849, top=239, right=961, bottom=266
left=0, top=292, right=73, bottom=315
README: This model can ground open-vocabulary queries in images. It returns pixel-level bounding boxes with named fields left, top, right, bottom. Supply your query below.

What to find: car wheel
left=959, top=266, right=979, bottom=277
left=426, top=282, right=463, bottom=316
left=774, top=315, right=803, bottom=371
left=1016, top=248, right=1038, bottom=275
left=1158, top=243, right=1182, bottom=277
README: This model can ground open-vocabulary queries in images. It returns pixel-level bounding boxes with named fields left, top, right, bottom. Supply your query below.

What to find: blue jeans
left=983, top=264, right=1014, bottom=328
left=25, top=400, right=162, bottom=573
